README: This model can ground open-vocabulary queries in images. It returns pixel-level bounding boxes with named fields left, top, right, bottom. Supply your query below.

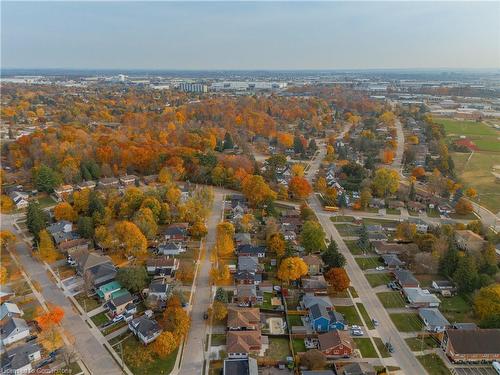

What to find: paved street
left=178, top=191, right=224, bottom=375
left=1, top=214, right=124, bottom=375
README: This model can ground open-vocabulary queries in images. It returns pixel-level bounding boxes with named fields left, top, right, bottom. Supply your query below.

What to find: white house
left=1, top=317, right=30, bottom=346
left=9, top=191, right=29, bottom=209
left=0, top=302, right=23, bottom=320
left=419, top=308, right=450, bottom=333
left=128, top=315, right=162, bottom=344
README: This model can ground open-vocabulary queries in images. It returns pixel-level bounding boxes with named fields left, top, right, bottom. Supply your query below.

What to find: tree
left=33, top=164, right=62, bottom=193
left=453, top=254, right=478, bottom=294
left=151, top=331, right=178, bottom=358
left=114, top=221, right=147, bottom=258
left=189, top=220, right=208, bottom=239
left=216, top=222, right=235, bottom=257
left=239, top=213, right=255, bottom=233
left=35, top=305, right=65, bottom=330
left=140, top=197, right=162, bottom=220
left=315, top=177, right=327, bottom=193
left=214, top=287, right=229, bottom=303
left=27, top=201, right=47, bottom=242
left=325, top=267, right=350, bottom=292
left=241, top=175, right=277, bottom=207
left=0, top=230, right=16, bottom=250
left=382, top=149, right=395, bottom=164
left=357, top=225, right=370, bottom=252
left=412, top=167, right=426, bottom=179
left=321, top=239, right=346, bottom=269
left=289, top=176, right=312, bottom=200
left=293, top=135, right=305, bottom=154
left=77, top=216, right=94, bottom=239
left=360, top=188, right=372, bottom=209
left=210, top=262, right=230, bottom=283
left=291, top=164, right=305, bottom=178
left=465, top=187, right=477, bottom=199
left=0, top=266, right=8, bottom=285
left=474, top=284, right=500, bottom=322
left=409, top=181, right=417, bottom=201
left=133, top=207, right=158, bottom=239
left=38, top=230, right=58, bottom=263
left=0, top=195, right=14, bottom=213
left=158, top=167, right=173, bottom=184
left=116, top=266, right=148, bottom=293
left=212, top=300, right=228, bottom=320
left=300, top=220, right=326, bottom=253
left=372, top=168, right=399, bottom=197
left=277, top=257, right=308, bottom=283
left=395, top=223, right=417, bottom=241
left=162, top=298, right=191, bottom=341
left=268, top=233, right=286, bottom=258
left=455, top=198, right=474, bottom=215
left=54, top=202, right=77, bottom=222
left=300, top=349, right=326, bottom=370
left=223, top=132, right=234, bottom=150
left=439, top=244, right=459, bottom=278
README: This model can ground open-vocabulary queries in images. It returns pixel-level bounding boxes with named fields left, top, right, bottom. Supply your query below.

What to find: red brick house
left=442, top=329, right=500, bottom=363
left=318, top=330, right=355, bottom=357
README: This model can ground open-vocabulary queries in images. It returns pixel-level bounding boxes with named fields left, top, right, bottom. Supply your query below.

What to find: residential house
left=1, top=342, right=41, bottom=374
left=233, top=285, right=262, bottom=307
left=442, top=329, right=500, bottom=363
left=227, top=306, right=260, bottom=330
left=234, top=270, right=262, bottom=285
left=403, top=288, right=441, bottom=308
left=47, top=220, right=78, bottom=245
left=0, top=303, right=23, bottom=320
left=107, top=290, right=136, bottom=317
left=302, top=275, right=328, bottom=295
left=223, top=357, right=258, bottom=375
left=408, top=218, right=429, bottom=233
left=381, top=254, right=404, bottom=270
left=309, top=303, right=346, bottom=332
left=432, top=280, right=455, bottom=297
left=302, top=255, right=324, bottom=276
left=1, top=317, right=30, bottom=346
left=96, top=281, right=122, bottom=302
left=283, top=230, right=297, bottom=241
left=234, top=232, right=252, bottom=247
left=146, top=258, right=179, bottom=276
left=419, top=308, right=450, bottom=333
left=54, top=185, right=74, bottom=201
left=393, top=269, right=420, bottom=288
left=58, top=238, right=90, bottom=254
left=77, top=180, right=96, bottom=191
left=238, top=256, right=263, bottom=274
left=70, top=249, right=117, bottom=288
left=147, top=278, right=170, bottom=301
left=120, top=175, right=137, bottom=186
left=455, top=230, right=487, bottom=253
left=301, top=294, right=332, bottom=310
left=407, top=201, right=426, bottom=213
left=163, top=224, right=188, bottom=242
left=237, top=244, right=266, bottom=258
left=368, top=232, right=388, bottom=242
left=388, top=200, right=405, bottom=210
left=128, top=315, right=162, bottom=344
left=438, top=203, right=453, bottom=215
left=226, top=330, right=263, bottom=358
left=156, top=242, right=186, bottom=256
left=342, top=362, right=376, bottom=375
left=318, top=330, right=355, bottom=357
left=142, top=175, right=158, bottom=185
left=372, top=241, right=418, bottom=255
left=97, top=177, right=119, bottom=189
left=366, top=225, right=383, bottom=233
left=9, top=191, right=29, bottom=209
left=452, top=323, right=478, bottom=330
left=369, top=198, right=385, bottom=209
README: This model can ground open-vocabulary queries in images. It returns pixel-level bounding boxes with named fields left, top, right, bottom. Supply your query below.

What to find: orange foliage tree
left=288, top=176, right=312, bottom=200
left=324, top=268, right=350, bottom=292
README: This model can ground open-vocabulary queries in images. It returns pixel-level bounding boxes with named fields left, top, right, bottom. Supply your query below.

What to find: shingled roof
left=446, top=329, right=500, bottom=354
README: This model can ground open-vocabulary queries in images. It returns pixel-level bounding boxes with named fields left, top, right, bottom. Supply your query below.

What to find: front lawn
left=377, top=292, right=406, bottom=308
left=417, top=353, right=451, bottom=375
left=102, top=320, right=127, bottom=336
left=74, top=293, right=101, bottom=312
left=90, top=312, right=109, bottom=327
left=330, top=215, right=355, bottom=223
left=345, top=240, right=364, bottom=255
left=37, top=195, right=57, bottom=208
left=361, top=218, right=398, bottom=227
left=265, top=337, right=291, bottom=361
left=211, top=334, right=226, bottom=346
left=405, top=336, right=440, bottom=351
left=365, top=273, right=392, bottom=288
left=292, top=338, right=306, bottom=353
left=333, top=223, right=359, bottom=237
left=386, top=208, right=401, bottom=215
left=374, top=337, right=391, bottom=358
left=356, top=303, right=374, bottom=330
left=389, top=313, right=423, bottom=332
left=356, top=257, right=383, bottom=270
left=335, top=305, right=362, bottom=326
left=353, top=338, right=377, bottom=358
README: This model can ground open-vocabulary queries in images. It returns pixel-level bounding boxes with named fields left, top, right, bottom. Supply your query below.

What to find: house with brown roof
left=226, top=330, right=263, bottom=359
left=302, top=255, right=324, bottom=276
left=318, top=330, right=355, bottom=357
left=146, top=258, right=179, bottom=277
left=54, top=185, right=74, bottom=201
left=69, top=249, right=116, bottom=288
left=227, top=306, right=260, bottom=331
left=372, top=241, right=418, bottom=255
left=442, top=329, right=500, bottom=363
left=58, top=238, right=90, bottom=254
left=455, top=230, right=487, bottom=253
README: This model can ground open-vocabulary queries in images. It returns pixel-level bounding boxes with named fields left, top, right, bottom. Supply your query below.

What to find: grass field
left=435, top=118, right=499, bottom=138
left=377, top=292, right=406, bottom=308
left=439, top=295, right=477, bottom=323
left=355, top=257, right=383, bottom=270
left=373, top=337, right=392, bottom=358
left=292, top=338, right=306, bottom=353
left=211, top=334, right=226, bottom=346
left=266, top=337, right=291, bottom=361
left=345, top=240, right=365, bottom=255
left=405, top=336, right=440, bottom=351
left=333, top=223, right=359, bottom=237
left=90, top=312, right=109, bottom=326
left=356, top=303, right=375, bottom=330
left=365, top=273, right=392, bottom=287
left=417, top=353, right=451, bottom=375
left=335, top=305, right=362, bottom=326
left=389, top=313, right=423, bottom=332
left=287, top=315, right=304, bottom=326
left=353, top=338, right=378, bottom=358
left=330, top=215, right=355, bottom=222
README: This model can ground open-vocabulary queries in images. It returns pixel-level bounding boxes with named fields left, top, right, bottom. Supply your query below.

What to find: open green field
left=365, top=273, right=392, bottom=287
left=355, top=257, right=383, bottom=270
left=439, top=295, right=477, bottom=324
left=417, top=353, right=451, bottom=375
left=377, top=292, right=406, bottom=308
left=335, top=305, right=362, bottom=326
left=353, top=338, right=377, bottom=358
left=389, top=313, right=423, bottom=332
left=405, top=336, right=440, bottom=351
left=435, top=118, right=499, bottom=140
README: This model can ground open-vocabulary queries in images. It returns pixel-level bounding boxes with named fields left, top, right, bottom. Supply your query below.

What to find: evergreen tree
left=223, top=132, right=234, bottom=150
left=214, top=287, right=228, bottom=303
left=308, top=139, right=317, bottom=152
left=338, top=192, right=348, bottom=208
left=453, top=254, right=479, bottom=294
left=438, top=242, right=459, bottom=278
left=321, top=238, right=346, bottom=269
left=77, top=216, right=94, bottom=239
left=293, top=135, right=304, bottom=154
left=409, top=182, right=416, bottom=201
left=88, top=191, right=105, bottom=217
left=33, top=164, right=62, bottom=193
left=357, top=225, right=370, bottom=253
left=27, top=201, right=47, bottom=243
left=81, top=166, right=93, bottom=181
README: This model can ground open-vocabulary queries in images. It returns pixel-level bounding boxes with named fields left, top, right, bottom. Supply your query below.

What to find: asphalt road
left=1, top=214, right=124, bottom=375
left=178, top=191, right=224, bottom=375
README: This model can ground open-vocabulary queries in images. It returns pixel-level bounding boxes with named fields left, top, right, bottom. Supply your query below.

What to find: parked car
left=112, top=315, right=124, bottom=323
left=351, top=325, right=361, bottom=330
left=203, top=312, right=209, bottom=320
left=385, top=342, right=394, bottom=353
left=351, top=329, right=364, bottom=336
left=372, top=318, right=379, bottom=326
left=376, top=266, right=385, bottom=271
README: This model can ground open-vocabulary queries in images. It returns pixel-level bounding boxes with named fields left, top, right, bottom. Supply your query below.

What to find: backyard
left=265, top=337, right=291, bottom=361
left=292, top=338, right=306, bottom=353
left=439, top=295, right=476, bottom=323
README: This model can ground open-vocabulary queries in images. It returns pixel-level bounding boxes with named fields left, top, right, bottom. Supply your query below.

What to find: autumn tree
left=474, top=284, right=500, bottom=323
left=151, top=331, right=178, bottom=358
left=291, top=164, right=305, bottom=177
left=241, top=175, right=277, bottom=207
left=412, top=167, right=425, bottom=179
left=360, top=188, right=372, bottom=209
left=162, top=297, right=191, bottom=341
left=36, top=305, right=64, bottom=330
left=300, top=349, right=326, bottom=370
left=325, top=267, right=350, bottom=292
left=315, top=177, right=327, bottom=193
left=216, top=222, right=235, bottom=257
left=395, top=222, right=417, bottom=241
left=212, top=300, right=228, bottom=321
left=116, top=266, right=148, bottom=293
left=54, top=202, right=77, bottom=222
left=382, top=149, right=395, bottom=164
left=0, top=195, right=14, bottom=213
left=268, top=232, right=286, bottom=258
left=455, top=198, right=474, bottom=215
left=300, top=220, right=326, bottom=253
left=372, top=168, right=400, bottom=197
left=189, top=220, right=208, bottom=239
left=133, top=207, right=158, bottom=239
left=289, top=176, right=312, bottom=200
left=465, top=187, right=477, bottom=199
left=0, top=230, right=16, bottom=250
left=114, top=221, right=147, bottom=258
left=38, top=230, right=58, bottom=263
left=239, top=213, right=255, bottom=233
left=0, top=266, right=8, bottom=285
left=277, top=257, right=308, bottom=283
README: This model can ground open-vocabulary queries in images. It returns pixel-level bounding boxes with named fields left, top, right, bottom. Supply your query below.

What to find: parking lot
left=452, top=366, right=498, bottom=375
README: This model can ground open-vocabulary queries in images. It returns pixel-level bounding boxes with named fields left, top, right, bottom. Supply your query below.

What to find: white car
left=351, top=330, right=364, bottom=336
left=351, top=325, right=361, bottom=330
left=376, top=266, right=385, bottom=271
left=112, top=315, right=124, bottom=323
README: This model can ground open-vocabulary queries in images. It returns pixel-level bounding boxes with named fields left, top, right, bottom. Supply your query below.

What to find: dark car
left=203, top=312, right=209, bottom=320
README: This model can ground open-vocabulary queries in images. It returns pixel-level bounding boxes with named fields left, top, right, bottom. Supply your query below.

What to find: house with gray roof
left=128, top=315, right=162, bottom=344
left=1, top=342, right=41, bottom=374
left=309, top=303, right=346, bottom=332
left=301, top=294, right=332, bottom=310
left=381, top=254, right=404, bottom=270
left=403, top=288, right=440, bottom=308
left=393, top=269, right=419, bottom=288
left=238, top=256, right=262, bottom=273
left=419, top=308, right=450, bottom=332
left=1, top=317, right=30, bottom=346
left=0, top=302, right=23, bottom=320
left=223, top=357, right=258, bottom=375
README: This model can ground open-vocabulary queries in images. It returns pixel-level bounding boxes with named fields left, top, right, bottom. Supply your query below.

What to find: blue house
left=309, top=303, right=346, bottom=332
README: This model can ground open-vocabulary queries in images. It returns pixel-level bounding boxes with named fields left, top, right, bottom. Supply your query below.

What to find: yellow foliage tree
left=54, top=202, right=77, bottom=222
left=474, top=284, right=500, bottom=321
left=38, top=230, right=58, bottom=263
left=291, top=164, right=305, bottom=177
left=114, top=221, right=147, bottom=258
left=212, top=301, right=228, bottom=321
left=0, top=266, right=8, bottom=285
left=0, top=195, right=14, bottom=213
left=277, top=257, right=308, bottom=283
left=241, top=175, right=277, bottom=207
left=216, top=222, right=235, bottom=257
left=268, top=233, right=286, bottom=258
left=151, top=331, right=178, bottom=358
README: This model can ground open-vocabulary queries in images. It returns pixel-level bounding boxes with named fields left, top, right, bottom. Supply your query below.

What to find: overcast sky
left=2, top=1, right=499, bottom=70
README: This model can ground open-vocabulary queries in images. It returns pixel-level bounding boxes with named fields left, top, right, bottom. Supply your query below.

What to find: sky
left=1, top=1, right=499, bottom=70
